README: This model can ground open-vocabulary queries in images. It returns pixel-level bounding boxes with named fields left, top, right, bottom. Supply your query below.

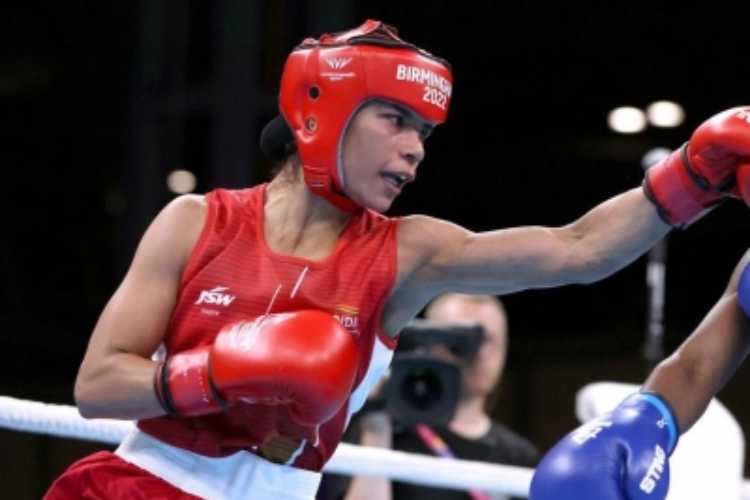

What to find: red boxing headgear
left=279, top=19, right=453, bottom=212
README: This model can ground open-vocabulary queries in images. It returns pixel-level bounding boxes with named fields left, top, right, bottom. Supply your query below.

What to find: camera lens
left=400, top=370, right=444, bottom=410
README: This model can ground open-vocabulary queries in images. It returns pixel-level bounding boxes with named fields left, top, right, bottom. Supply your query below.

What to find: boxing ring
left=3, top=386, right=750, bottom=499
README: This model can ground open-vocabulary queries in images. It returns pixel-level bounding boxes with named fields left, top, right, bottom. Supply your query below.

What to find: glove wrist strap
left=642, top=143, right=721, bottom=227
left=163, top=348, right=225, bottom=416
left=630, top=391, right=680, bottom=455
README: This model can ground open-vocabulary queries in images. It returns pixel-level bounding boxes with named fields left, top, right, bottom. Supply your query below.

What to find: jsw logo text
left=195, top=286, right=237, bottom=306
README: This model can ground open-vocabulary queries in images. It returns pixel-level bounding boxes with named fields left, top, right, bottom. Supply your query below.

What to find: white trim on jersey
left=345, top=334, right=395, bottom=426
left=116, top=429, right=321, bottom=500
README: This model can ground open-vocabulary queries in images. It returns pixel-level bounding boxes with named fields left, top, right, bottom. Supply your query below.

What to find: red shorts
left=43, top=451, right=201, bottom=500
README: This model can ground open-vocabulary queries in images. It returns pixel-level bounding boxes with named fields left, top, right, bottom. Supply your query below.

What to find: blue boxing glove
left=739, top=261, right=750, bottom=317
left=529, top=393, right=679, bottom=500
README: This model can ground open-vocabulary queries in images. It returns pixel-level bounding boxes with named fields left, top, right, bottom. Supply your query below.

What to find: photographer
left=320, top=294, right=538, bottom=500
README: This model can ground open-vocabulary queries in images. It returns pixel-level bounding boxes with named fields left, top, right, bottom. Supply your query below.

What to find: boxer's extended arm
left=399, top=187, right=668, bottom=297
left=394, top=107, right=750, bottom=308
left=74, top=195, right=207, bottom=420
left=643, top=250, right=750, bottom=432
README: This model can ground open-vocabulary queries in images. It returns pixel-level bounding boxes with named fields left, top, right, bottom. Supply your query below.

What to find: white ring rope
left=5, top=395, right=750, bottom=499
left=326, top=444, right=532, bottom=496
left=0, top=395, right=532, bottom=496
left=0, top=396, right=133, bottom=445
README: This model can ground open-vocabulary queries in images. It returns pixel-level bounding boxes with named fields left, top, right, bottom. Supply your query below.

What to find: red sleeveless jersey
left=138, top=184, right=400, bottom=471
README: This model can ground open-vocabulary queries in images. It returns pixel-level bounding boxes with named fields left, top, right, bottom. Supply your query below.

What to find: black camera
left=382, top=320, right=484, bottom=427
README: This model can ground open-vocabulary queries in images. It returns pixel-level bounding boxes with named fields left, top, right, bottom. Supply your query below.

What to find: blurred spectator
left=318, top=293, right=539, bottom=500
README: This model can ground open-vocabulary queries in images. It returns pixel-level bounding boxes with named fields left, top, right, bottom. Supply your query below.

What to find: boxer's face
left=339, top=101, right=432, bottom=212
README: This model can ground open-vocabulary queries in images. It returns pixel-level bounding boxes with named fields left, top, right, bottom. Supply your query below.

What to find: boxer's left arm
left=398, top=187, right=668, bottom=297
left=643, top=249, right=750, bottom=432
left=392, top=107, right=750, bottom=308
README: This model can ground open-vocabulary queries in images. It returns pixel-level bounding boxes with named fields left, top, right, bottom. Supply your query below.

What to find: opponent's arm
left=529, top=250, right=750, bottom=500
left=74, top=195, right=207, bottom=420
left=643, top=249, right=750, bottom=432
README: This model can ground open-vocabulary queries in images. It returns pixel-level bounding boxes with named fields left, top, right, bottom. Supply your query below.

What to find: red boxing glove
left=644, top=106, right=750, bottom=226
left=154, top=310, right=359, bottom=428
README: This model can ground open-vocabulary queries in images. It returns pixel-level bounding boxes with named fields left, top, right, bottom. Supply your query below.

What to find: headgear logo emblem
left=324, top=57, right=352, bottom=70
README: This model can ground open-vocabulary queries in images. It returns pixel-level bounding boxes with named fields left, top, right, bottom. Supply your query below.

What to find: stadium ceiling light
left=167, top=169, right=197, bottom=194
left=607, top=106, right=647, bottom=134
left=646, top=100, right=685, bottom=128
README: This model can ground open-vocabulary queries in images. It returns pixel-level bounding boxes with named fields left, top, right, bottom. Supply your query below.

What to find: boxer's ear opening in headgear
left=260, top=114, right=296, bottom=164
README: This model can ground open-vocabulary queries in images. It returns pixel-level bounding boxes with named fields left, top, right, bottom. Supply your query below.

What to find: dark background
left=1, top=1, right=749, bottom=497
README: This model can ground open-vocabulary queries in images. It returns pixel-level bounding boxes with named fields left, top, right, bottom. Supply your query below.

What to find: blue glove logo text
left=639, top=445, right=666, bottom=493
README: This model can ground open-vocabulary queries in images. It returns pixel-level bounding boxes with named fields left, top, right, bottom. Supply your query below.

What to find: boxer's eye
left=384, top=113, right=405, bottom=128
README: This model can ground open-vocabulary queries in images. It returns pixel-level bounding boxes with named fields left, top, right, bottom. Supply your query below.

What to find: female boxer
left=45, top=19, right=750, bottom=500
